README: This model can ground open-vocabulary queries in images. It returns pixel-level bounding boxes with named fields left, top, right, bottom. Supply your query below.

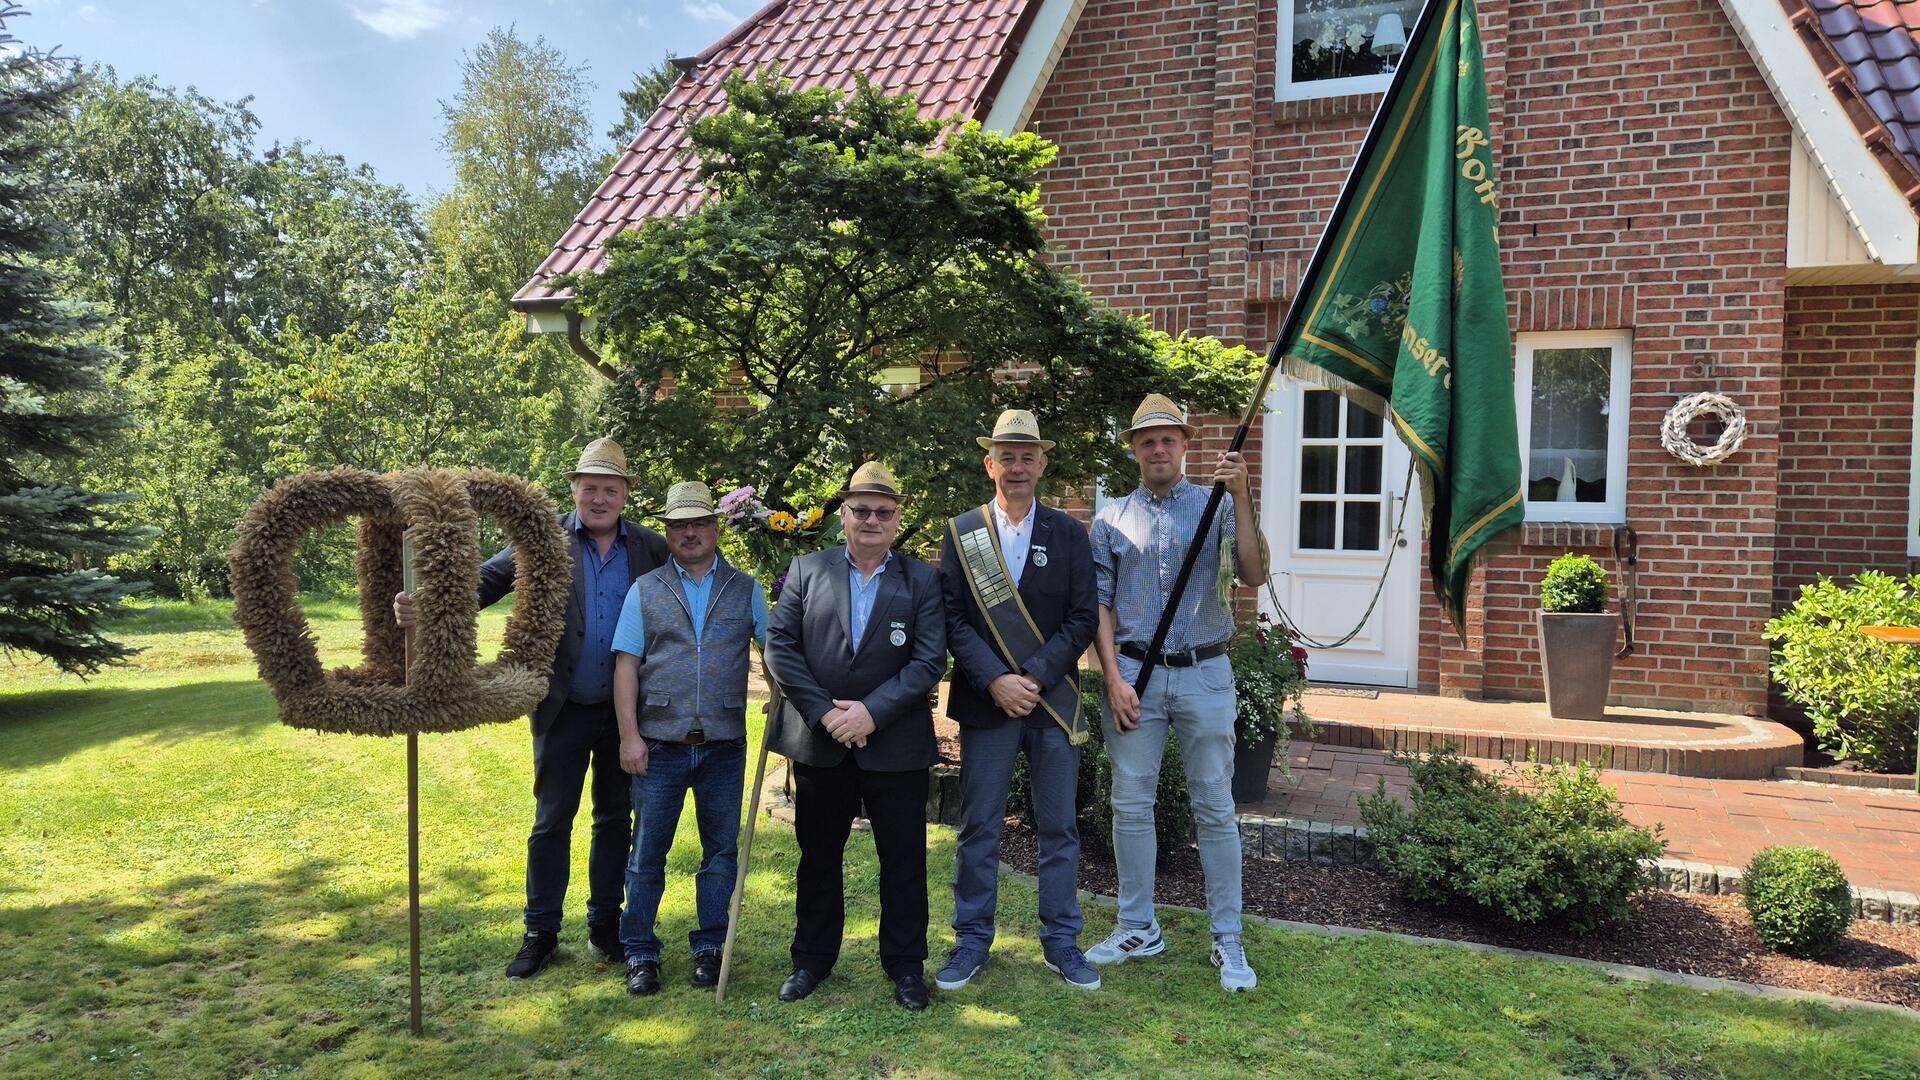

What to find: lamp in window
left=1372, top=12, right=1407, bottom=62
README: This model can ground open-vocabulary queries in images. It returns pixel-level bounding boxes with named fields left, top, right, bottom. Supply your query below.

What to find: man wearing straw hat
left=608, top=481, right=768, bottom=997
left=1085, top=395, right=1264, bottom=992
left=935, top=410, right=1100, bottom=992
left=392, top=437, right=669, bottom=980
left=764, top=461, right=947, bottom=1012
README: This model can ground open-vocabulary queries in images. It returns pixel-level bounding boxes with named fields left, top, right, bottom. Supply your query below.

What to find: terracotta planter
left=1232, top=729, right=1280, bottom=804
left=1537, top=611, right=1618, bottom=721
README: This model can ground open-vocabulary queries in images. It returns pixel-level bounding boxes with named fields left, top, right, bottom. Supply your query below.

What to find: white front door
left=1260, top=377, right=1418, bottom=686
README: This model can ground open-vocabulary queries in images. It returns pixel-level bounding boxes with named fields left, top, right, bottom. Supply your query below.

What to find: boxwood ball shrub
left=1743, top=845, right=1853, bottom=959
left=1359, top=743, right=1666, bottom=934
left=1541, top=553, right=1610, bottom=614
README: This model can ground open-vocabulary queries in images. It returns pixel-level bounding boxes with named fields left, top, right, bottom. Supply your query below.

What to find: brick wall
left=1034, top=0, right=1794, bottom=713
left=1774, top=284, right=1920, bottom=608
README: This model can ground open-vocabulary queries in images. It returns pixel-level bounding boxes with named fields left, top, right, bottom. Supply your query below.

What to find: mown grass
left=2, top=598, right=1918, bottom=1078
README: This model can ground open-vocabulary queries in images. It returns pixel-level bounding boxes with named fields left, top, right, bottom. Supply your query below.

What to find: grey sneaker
left=1043, top=946, right=1101, bottom=990
left=1085, top=925, right=1165, bottom=966
left=1211, top=934, right=1257, bottom=992
left=934, top=944, right=988, bottom=990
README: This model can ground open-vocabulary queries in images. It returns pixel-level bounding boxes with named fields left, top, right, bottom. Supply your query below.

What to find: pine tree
left=0, top=6, right=148, bottom=675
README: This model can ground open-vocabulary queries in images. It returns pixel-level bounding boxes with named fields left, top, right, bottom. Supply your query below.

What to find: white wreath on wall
left=1660, top=391, right=1747, bottom=466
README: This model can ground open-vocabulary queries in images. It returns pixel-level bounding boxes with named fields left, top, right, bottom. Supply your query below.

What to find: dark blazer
left=940, top=502, right=1097, bottom=729
left=477, top=511, right=670, bottom=735
left=765, top=545, right=946, bottom=772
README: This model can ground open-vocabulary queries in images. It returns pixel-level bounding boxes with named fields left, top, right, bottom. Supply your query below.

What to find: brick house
left=514, top=0, right=1920, bottom=720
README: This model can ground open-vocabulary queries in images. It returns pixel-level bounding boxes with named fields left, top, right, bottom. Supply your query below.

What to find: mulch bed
left=1000, top=823, right=1920, bottom=1010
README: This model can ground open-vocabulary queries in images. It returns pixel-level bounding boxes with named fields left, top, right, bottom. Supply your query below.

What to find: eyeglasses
left=843, top=505, right=898, bottom=522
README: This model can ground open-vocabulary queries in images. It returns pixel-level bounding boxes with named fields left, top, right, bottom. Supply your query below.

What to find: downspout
left=566, top=310, right=621, bottom=382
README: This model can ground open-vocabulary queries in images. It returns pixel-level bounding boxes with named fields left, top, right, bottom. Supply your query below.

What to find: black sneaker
left=626, top=960, right=661, bottom=996
left=690, top=952, right=721, bottom=988
left=588, top=922, right=622, bottom=963
left=506, top=930, right=558, bottom=980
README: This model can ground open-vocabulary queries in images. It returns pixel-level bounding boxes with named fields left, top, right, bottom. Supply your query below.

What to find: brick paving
left=1248, top=741, right=1920, bottom=895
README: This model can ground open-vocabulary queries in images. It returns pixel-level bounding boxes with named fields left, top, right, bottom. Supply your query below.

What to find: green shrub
left=1229, top=613, right=1308, bottom=745
left=1359, top=744, right=1665, bottom=934
left=1765, top=571, right=1920, bottom=772
left=1009, top=668, right=1191, bottom=850
left=1743, top=845, right=1853, bottom=958
left=1541, top=553, right=1609, bottom=614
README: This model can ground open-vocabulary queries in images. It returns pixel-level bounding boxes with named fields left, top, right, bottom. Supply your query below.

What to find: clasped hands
left=988, top=672, right=1043, bottom=718
left=822, top=699, right=875, bottom=748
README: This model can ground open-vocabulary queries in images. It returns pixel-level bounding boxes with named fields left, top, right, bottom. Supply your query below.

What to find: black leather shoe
left=506, top=931, right=558, bottom=980
left=778, top=968, right=827, bottom=1002
left=690, top=952, right=721, bottom=988
left=626, top=960, right=661, bottom=996
left=892, top=973, right=931, bottom=1012
left=588, top=923, right=623, bottom=963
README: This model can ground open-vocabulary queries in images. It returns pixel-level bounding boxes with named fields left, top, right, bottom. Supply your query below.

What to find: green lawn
left=3, top=599, right=1919, bottom=1078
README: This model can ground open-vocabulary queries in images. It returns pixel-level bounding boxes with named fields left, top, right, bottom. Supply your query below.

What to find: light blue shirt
left=569, top=524, right=628, bottom=703
left=847, top=548, right=893, bottom=650
left=1090, top=480, right=1237, bottom=678
left=610, top=560, right=768, bottom=660
left=990, top=498, right=1035, bottom=587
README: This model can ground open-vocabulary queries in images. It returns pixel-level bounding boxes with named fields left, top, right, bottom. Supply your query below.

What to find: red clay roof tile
left=1790, top=0, right=1920, bottom=208
left=512, top=0, right=1040, bottom=308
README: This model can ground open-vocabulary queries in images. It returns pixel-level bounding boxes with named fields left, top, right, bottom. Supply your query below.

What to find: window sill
left=1522, top=521, right=1619, bottom=550
left=1270, top=92, right=1384, bottom=123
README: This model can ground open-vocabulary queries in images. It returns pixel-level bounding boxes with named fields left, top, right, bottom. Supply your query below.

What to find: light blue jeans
left=1104, top=654, right=1242, bottom=936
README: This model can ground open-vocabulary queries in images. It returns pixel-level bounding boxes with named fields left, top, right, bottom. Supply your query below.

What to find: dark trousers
left=524, top=700, right=631, bottom=934
left=952, top=721, right=1083, bottom=952
left=791, top=757, right=929, bottom=979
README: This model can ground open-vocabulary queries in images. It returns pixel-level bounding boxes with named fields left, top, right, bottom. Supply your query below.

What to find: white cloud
left=633, top=13, right=652, bottom=30
left=681, top=2, right=741, bottom=23
left=349, top=0, right=453, bottom=40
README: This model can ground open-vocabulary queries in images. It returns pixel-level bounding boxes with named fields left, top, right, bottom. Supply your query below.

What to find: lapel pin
left=1031, top=546, right=1048, bottom=567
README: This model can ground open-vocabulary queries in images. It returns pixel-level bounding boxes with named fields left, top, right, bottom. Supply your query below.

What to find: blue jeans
left=1103, top=654, right=1242, bottom=936
left=619, top=736, right=747, bottom=964
left=952, top=721, right=1082, bottom=952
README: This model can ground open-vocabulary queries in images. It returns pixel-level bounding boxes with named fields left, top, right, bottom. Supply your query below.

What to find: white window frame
left=1275, top=0, right=1407, bottom=103
left=1908, top=343, right=1920, bottom=557
left=1515, top=329, right=1631, bottom=524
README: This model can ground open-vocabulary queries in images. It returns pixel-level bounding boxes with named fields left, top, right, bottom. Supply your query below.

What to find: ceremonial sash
left=949, top=505, right=1088, bottom=745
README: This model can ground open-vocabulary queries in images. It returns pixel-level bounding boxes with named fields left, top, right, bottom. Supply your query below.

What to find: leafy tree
left=574, top=73, right=1260, bottom=548
left=606, top=53, right=681, bottom=152
left=0, top=19, right=149, bottom=674
left=428, top=25, right=598, bottom=303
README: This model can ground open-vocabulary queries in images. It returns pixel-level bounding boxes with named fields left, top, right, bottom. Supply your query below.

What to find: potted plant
left=1538, top=553, right=1617, bottom=720
left=1229, top=614, right=1310, bottom=804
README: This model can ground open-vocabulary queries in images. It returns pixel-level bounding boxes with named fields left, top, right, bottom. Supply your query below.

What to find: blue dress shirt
left=846, top=548, right=893, bottom=650
left=569, top=524, right=628, bottom=704
left=610, top=560, right=769, bottom=659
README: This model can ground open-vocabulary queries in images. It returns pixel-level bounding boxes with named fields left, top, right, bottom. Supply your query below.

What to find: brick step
left=1292, top=709, right=1804, bottom=780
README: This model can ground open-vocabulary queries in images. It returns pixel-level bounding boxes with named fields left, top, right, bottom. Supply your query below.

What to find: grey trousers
left=951, top=720, right=1083, bottom=952
left=1104, top=654, right=1242, bottom=937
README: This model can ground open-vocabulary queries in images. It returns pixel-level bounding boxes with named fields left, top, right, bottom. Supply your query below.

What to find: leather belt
left=1119, top=640, right=1229, bottom=668
left=662, top=730, right=706, bottom=746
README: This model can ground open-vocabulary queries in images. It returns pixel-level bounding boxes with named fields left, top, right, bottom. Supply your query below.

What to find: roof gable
left=512, top=0, right=1042, bottom=309
left=1790, top=0, right=1920, bottom=205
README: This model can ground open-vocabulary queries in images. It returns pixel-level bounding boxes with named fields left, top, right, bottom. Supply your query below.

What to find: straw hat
left=836, top=460, right=906, bottom=502
left=566, top=437, right=631, bottom=480
left=976, top=408, right=1056, bottom=451
left=654, top=481, right=718, bottom=522
left=1122, top=394, right=1196, bottom=439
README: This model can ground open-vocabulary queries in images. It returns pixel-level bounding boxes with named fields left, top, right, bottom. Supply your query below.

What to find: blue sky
left=21, top=0, right=746, bottom=199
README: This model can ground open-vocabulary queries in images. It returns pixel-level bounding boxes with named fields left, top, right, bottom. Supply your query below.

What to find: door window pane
left=1347, top=400, right=1383, bottom=438
left=1301, top=445, right=1338, bottom=494
left=1344, top=446, right=1382, bottom=494
left=1302, top=389, right=1340, bottom=438
left=1527, top=346, right=1611, bottom=504
left=1342, top=502, right=1381, bottom=551
left=1299, top=501, right=1336, bottom=549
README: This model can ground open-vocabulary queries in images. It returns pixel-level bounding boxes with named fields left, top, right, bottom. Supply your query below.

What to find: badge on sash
left=1031, top=546, right=1048, bottom=567
left=888, top=620, right=907, bottom=647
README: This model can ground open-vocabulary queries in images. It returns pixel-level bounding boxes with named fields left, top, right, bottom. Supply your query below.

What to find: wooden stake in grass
left=716, top=684, right=780, bottom=1004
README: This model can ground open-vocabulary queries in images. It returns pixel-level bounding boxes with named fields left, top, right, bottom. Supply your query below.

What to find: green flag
left=1273, top=0, right=1520, bottom=637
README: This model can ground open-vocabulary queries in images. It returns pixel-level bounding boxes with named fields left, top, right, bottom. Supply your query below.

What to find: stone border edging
left=1234, top=811, right=1919, bottom=926
left=997, top=866, right=1920, bottom=1020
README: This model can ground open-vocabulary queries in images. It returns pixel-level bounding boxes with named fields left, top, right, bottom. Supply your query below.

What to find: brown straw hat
left=566, top=437, right=631, bottom=480
left=976, top=408, right=1056, bottom=451
left=1122, top=394, right=1196, bottom=439
left=836, top=460, right=906, bottom=502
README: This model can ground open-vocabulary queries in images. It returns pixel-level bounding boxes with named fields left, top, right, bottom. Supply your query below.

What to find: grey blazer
left=477, top=512, right=670, bottom=735
left=765, top=545, right=946, bottom=772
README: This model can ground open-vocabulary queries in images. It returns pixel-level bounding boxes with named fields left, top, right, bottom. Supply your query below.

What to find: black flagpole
left=1131, top=0, right=1447, bottom=698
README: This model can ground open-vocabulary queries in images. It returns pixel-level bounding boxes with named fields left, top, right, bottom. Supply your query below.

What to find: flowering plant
left=717, top=485, right=837, bottom=599
left=1229, top=613, right=1310, bottom=745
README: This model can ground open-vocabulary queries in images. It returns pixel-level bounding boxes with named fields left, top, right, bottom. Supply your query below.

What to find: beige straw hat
left=835, top=461, right=906, bottom=501
left=976, top=408, right=1056, bottom=451
left=566, top=437, right=631, bottom=480
left=1122, top=394, right=1196, bottom=439
left=654, top=481, right=718, bottom=522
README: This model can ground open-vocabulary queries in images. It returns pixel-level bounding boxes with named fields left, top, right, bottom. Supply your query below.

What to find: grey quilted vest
left=634, top=558, right=755, bottom=741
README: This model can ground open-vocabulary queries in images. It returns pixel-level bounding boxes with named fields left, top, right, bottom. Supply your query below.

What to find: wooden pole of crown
left=401, top=535, right=423, bottom=1036
left=1857, top=625, right=1920, bottom=795
left=715, top=680, right=780, bottom=1004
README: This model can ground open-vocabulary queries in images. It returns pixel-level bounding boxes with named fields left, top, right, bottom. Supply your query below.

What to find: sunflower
left=767, top=510, right=798, bottom=533
left=801, top=507, right=824, bottom=529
